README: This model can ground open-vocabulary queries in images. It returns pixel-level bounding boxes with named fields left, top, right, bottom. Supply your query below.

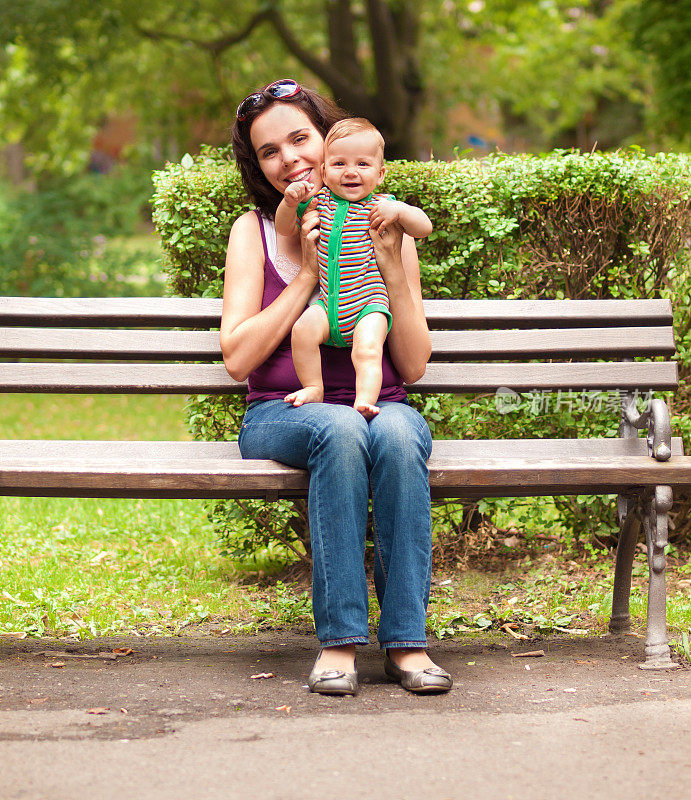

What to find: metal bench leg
left=639, top=485, right=678, bottom=670
left=610, top=494, right=641, bottom=634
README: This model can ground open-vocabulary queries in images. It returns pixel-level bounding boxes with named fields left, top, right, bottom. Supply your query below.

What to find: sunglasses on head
left=236, top=79, right=302, bottom=122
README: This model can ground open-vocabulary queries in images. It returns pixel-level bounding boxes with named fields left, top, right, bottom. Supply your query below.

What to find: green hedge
left=152, top=148, right=691, bottom=562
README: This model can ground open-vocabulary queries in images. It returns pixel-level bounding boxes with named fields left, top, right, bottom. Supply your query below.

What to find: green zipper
left=326, top=191, right=373, bottom=346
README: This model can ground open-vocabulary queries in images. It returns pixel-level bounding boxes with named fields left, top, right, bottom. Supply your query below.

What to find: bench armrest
left=621, top=395, right=672, bottom=462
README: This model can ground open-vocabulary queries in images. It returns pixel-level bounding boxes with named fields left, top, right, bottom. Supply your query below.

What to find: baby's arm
left=369, top=199, right=433, bottom=239
left=275, top=180, right=316, bottom=237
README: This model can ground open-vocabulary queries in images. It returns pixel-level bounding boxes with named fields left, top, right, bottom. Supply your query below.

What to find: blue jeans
left=238, top=399, right=433, bottom=649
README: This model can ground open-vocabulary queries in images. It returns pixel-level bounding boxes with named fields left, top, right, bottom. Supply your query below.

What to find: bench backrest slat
left=0, top=297, right=678, bottom=395
left=0, top=361, right=678, bottom=394
left=0, top=297, right=673, bottom=329
left=0, top=325, right=676, bottom=360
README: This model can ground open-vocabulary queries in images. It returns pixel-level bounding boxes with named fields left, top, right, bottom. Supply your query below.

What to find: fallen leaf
left=250, top=672, right=275, bottom=680
left=576, top=659, right=598, bottom=664
left=112, top=648, right=134, bottom=656
left=275, top=704, right=291, bottom=713
left=49, top=661, right=65, bottom=668
left=86, top=707, right=110, bottom=714
left=512, top=650, right=545, bottom=658
left=0, top=631, right=27, bottom=639
left=28, top=697, right=48, bottom=704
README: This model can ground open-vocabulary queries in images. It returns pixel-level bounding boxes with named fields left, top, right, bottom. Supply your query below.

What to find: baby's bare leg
left=351, top=312, right=388, bottom=420
left=285, top=305, right=330, bottom=406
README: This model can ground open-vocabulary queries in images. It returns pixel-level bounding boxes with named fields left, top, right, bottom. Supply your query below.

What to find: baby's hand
left=369, top=199, right=401, bottom=231
left=284, top=180, right=315, bottom=208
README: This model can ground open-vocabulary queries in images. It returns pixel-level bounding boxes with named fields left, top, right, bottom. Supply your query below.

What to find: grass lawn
left=1, top=394, right=689, bottom=659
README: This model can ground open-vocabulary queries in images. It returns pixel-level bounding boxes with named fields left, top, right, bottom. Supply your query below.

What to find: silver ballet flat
left=384, top=653, right=452, bottom=694
left=307, top=664, right=358, bottom=696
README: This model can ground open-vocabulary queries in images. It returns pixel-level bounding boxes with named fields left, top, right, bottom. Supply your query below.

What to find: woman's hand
left=369, top=219, right=405, bottom=283
left=299, top=202, right=321, bottom=286
left=369, top=224, right=431, bottom=384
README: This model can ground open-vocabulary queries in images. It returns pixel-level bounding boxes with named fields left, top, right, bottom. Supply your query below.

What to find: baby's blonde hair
left=325, top=118, right=385, bottom=160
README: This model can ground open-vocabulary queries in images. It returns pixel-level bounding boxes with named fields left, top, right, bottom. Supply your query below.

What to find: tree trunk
left=136, top=1, right=428, bottom=159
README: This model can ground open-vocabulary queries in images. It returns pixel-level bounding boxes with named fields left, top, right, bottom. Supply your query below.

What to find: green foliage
left=153, top=149, right=691, bottom=561
left=0, top=167, right=160, bottom=296
left=1, top=1, right=681, bottom=172
left=232, top=581, right=313, bottom=634
left=627, top=0, right=691, bottom=146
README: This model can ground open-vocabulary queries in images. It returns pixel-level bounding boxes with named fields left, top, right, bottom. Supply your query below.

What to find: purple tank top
left=246, top=211, right=406, bottom=405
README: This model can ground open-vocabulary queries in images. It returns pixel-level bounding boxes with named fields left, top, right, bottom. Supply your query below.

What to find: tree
left=442, top=0, right=653, bottom=152
left=1, top=1, right=678, bottom=175
left=132, top=0, right=428, bottom=158
left=1, top=0, right=435, bottom=161
left=627, top=0, right=691, bottom=144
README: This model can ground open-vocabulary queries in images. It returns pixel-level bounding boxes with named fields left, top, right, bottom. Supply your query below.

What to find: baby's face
left=322, top=131, right=385, bottom=201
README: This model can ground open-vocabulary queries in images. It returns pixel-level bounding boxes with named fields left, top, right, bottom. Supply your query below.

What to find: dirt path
left=1, top=633, right=689, bottom=799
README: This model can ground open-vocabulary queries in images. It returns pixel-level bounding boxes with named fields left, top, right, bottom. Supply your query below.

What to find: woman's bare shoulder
left=230, top=209, right=262, bottom=238
left=226, top=210, right=265, bottom=268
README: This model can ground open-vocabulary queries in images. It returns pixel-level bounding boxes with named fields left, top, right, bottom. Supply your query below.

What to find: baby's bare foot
left=285, top=386, right=324, bottom=406
left=354, top=400, right=380, bottom=420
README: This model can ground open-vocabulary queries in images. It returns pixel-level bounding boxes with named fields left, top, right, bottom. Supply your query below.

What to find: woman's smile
left=250, top=104, right=324, bottom=196
left=285, top=167, right=314, bottom=183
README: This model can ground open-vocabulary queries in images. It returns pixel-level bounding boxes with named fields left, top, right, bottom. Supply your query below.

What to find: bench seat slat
left=0, top=361, right=678, bottom=393
left=0, top=297, right=673, bottom=329
left=0, top=326, right=676, bottom=360
left=0, top=438, right=683, bottom=460
left=2, top=440, right=690, bottom=497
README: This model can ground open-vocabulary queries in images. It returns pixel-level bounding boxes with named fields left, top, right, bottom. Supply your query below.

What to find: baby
left=275, top=118, right=432, bottom=419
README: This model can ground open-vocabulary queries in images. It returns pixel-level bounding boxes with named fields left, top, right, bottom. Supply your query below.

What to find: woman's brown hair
left=231, top=83, right=349, bottom=219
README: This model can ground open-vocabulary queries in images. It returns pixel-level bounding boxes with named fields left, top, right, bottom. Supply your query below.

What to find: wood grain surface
left=0, top=297, right=673, bottom=329
left=0, top=360, right=678, bottom=393
left=0, top=326, right=675, bottom=360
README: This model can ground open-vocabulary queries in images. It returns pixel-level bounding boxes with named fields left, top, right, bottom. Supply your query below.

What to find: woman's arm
left=371, top=225, right=431, bottom=384
left=220, top=211, right=319, bottom=381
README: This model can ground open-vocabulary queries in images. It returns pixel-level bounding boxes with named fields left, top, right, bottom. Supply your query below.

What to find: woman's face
left=249, top=104, right=325, bottom=195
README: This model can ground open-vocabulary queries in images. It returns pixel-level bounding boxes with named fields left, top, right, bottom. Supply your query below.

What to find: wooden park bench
left=1, top=296, right=690, bottom=669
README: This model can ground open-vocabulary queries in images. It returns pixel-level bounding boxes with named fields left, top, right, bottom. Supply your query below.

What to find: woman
left=220, top=79, right=452, bottom=695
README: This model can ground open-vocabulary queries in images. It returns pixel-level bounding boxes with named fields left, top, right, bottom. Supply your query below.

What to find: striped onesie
left=298, top=189, right=393, bottom=347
